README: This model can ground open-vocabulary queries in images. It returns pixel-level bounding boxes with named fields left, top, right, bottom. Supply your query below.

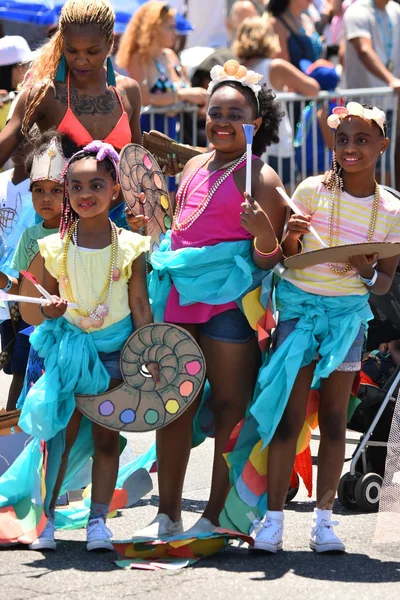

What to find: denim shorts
left=98, top=350, right=122, bottom=380
left=274, top=318, right=365, bottom=372
left=199, top=308, right=254, bottom=344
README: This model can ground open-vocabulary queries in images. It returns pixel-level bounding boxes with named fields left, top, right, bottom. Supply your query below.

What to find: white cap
left=0, top=36, right=34, bottom=67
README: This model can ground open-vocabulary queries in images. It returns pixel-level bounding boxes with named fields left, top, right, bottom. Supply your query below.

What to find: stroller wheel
left=354, top=473, right=383, bottom=513
left=337, top=472, right=361, bottom=510
left=285, top=473, right=300, bottom=503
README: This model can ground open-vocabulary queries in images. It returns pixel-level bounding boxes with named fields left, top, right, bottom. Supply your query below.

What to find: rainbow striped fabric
left=280, top=176, right=400, bottom=296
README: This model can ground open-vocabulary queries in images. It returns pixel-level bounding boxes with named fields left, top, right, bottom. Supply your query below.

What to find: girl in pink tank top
left=135, top=60, right=286, bottom=540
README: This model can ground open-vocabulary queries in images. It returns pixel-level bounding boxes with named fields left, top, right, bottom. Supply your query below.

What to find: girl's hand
left=125, top=193, right=149, bottom=232
left=162, top=153, right=181, bottom=176
left=42, top=296, right=68, bottom=319
left=349, top=253, right=378, bottom=278
left=286, top=214, right=311, bottom=240
left=146, top=362, right=160, bottom=384
left=240, top=193, right=273, bottom=238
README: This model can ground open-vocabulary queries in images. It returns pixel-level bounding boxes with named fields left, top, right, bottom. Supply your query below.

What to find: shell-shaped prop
left=75, top=324, right=206, bottom=432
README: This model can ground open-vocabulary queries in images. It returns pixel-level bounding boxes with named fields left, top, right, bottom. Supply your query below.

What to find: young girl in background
left=19, top=141, right=154, bottom=552
left=136, top=60, right=286, bottom=539
left=249, top=103, right=400, bottom=553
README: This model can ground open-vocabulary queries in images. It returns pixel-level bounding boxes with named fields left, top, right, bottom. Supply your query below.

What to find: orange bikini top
left=57, top=71, right=131, bottom=150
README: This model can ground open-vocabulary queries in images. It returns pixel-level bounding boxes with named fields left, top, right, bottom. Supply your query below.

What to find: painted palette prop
left=76, top=323, right=206, bottom=432
left=284, top=242, right=400, bottom=270
left=142, top=130, right=204, bottom=170
left=19, top=252, right=43, bottom=326
left=119, top=144, right=173, bottom=254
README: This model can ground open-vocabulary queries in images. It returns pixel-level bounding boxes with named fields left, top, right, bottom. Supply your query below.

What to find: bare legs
left=49, top=378, right=122, bottom=512
left=201, top=334, right=260, bottom=524
left=156, top=326, right=260, bottom=525
left=267, top=365, right=356, bottom=511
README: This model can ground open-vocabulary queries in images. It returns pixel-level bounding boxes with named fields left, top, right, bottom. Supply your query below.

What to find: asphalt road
left=1, top=370, right=399, bottom=600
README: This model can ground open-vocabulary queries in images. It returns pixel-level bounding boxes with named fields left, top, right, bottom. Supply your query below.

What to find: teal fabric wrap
left=221, top=280, right=373, bottom=532
left=148, top=230, right=260, bottom=322
left=19, top=314, right=133, bottom=442
left=251, top=280, right=373, bottom=446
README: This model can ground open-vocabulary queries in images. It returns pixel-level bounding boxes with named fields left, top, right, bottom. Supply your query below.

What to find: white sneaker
left=86, top=518, right=114, bottom=552
left=252, top=515, right=284, bottom=553
left=132, top=513, right=183, bottom=539
left=310, top=512, right=345, bottom=553
left=184, top=517, right=217, bottom=537
left=28, top=519, right=56, bottom=551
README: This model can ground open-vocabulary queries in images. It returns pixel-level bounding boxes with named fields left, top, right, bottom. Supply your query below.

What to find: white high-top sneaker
left=310, top=508, right=345, bottom=553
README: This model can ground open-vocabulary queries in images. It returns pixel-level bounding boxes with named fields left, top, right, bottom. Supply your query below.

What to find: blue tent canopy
left=0, top=0, right=144, bottom=27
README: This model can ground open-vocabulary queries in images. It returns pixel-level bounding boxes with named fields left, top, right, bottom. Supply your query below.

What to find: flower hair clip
left=207, top=60, right=263, bottom=100
left=327, top=102, right=386, bottom=135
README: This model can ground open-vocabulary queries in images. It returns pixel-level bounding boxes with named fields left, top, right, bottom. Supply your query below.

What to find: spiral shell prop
left=75, top=324, right=206, bottom=432
left=119, top=144, right=173, bottom=254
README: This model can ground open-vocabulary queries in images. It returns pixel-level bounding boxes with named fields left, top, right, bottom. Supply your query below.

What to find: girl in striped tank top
left=249, top=103, right=400, bottom=554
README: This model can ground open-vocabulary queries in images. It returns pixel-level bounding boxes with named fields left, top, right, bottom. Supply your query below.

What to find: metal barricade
left=140, top=102, right=199, bottom=147
left=272, top=87, right=397, bottom=193
left=140, top=88, right=397, bottom=194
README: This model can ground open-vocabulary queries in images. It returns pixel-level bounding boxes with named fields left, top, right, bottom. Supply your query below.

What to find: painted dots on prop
left=119, top=144, right=173, bottom=257
left=76, top=324, right=206, bottom=432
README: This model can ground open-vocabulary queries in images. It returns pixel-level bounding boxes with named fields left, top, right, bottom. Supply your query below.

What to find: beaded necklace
left=61, top=219, right=120, bottom=329
left=173, top=151, right=247, bottom=231
left=328, top=181, right=380, bottom=276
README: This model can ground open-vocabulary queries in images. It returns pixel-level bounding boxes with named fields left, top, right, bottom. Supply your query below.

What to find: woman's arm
left=0, top=91, right=29, bottom=169
left=128, top=253, right=153, bottom=329
left=269, top=17, right=291, bottom=62
left=270, top=59, right=320, bottom=96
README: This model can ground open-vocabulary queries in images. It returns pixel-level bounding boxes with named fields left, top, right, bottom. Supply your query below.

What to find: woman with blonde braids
left=0, top=0, right=141, bottom=189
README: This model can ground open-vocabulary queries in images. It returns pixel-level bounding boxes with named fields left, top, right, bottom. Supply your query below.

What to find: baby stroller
left=337, top=364, right=400, bottom=513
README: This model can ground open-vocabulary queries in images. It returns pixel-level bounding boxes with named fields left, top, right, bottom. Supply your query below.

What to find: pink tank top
left=164, top=158, right=254, bottom=324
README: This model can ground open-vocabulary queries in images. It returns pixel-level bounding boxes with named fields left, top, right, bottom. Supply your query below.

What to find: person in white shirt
left=344, top=0, right=400, bottom=94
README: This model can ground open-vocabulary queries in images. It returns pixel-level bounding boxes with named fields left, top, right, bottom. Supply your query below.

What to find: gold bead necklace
left=328, top=180, right=380, bottom=276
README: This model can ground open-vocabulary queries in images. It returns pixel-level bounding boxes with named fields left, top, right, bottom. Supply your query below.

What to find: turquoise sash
left=19, top=314, right=133, bottom=442
left=148, top=230, right=261, bottom=322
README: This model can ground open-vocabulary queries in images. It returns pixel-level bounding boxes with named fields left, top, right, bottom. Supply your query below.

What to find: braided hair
left=322, top=104, right=388, bottom=192
left=60, top=149, right=118, bottom=238
left=21, top=0, right=115, bottom=134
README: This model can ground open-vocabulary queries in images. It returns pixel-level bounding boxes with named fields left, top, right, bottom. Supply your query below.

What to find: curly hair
left=210, top=81, right=284, bottom=157
left=116, top=1, right=176, bottom=69
left=21, top=0, right=115, bottom=134
left=233, top=16, right=281, bottom=60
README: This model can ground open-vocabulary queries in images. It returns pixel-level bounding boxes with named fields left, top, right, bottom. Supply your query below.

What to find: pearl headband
left=207, top=60, right=263, bottom=111
left=327, top=102, right=386, bottom=135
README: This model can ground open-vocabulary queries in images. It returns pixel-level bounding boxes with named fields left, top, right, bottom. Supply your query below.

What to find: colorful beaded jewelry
left=173, top=151, right=247, bottom=231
